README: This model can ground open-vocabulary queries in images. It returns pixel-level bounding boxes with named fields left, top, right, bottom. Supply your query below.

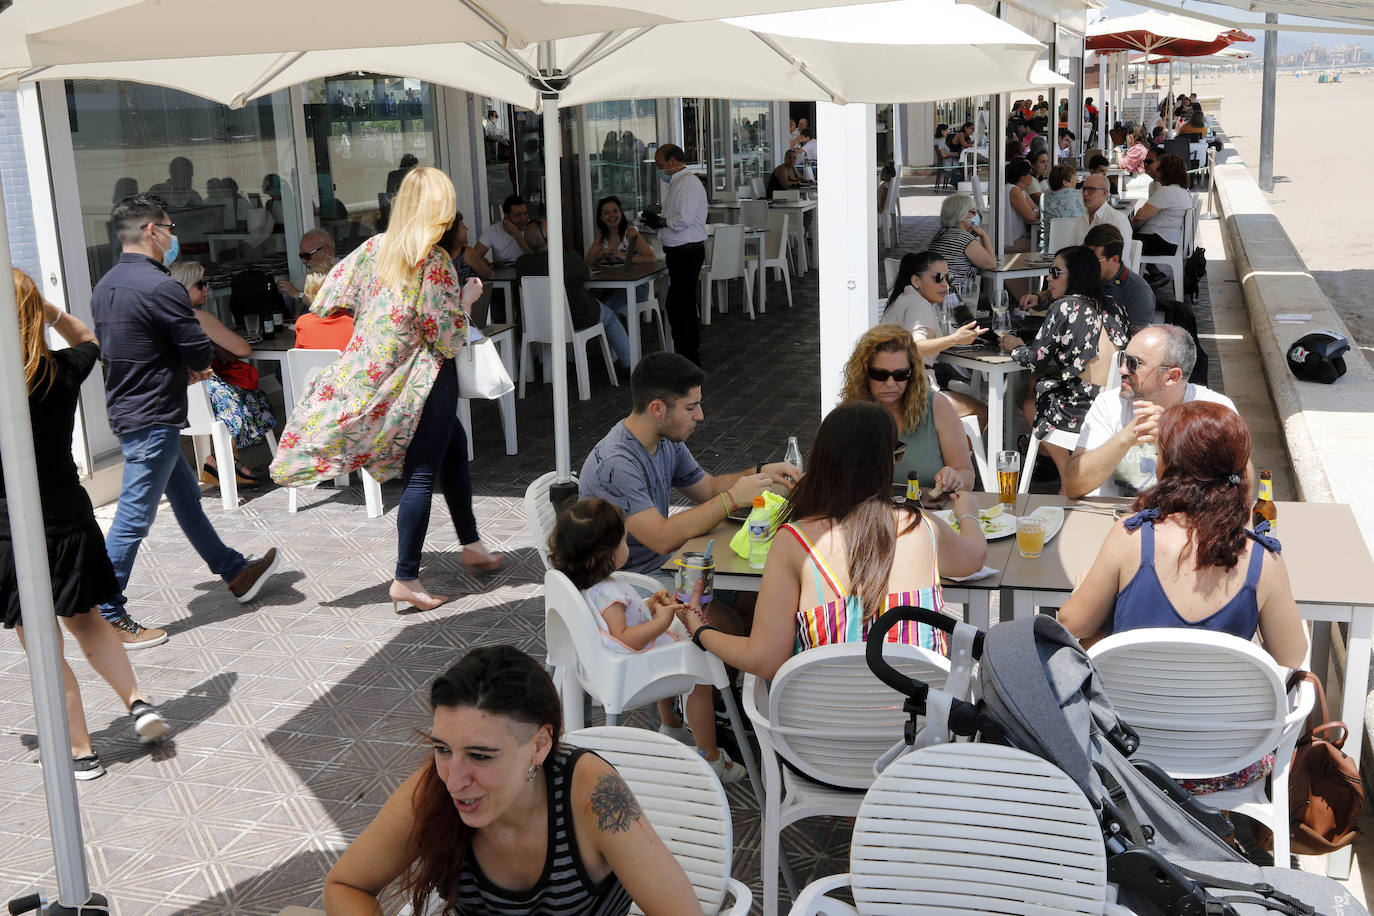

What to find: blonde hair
left=375, top=166, right=456, bottom=293
left=169, top=260, right=204, bottom=293
left=302, top=257, right=337, bottom=303
left=13, top=269, right=56, bottom=396
left=838, top=324, right=931, bottom=431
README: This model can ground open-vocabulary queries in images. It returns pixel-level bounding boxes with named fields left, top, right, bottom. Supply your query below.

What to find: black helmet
left=1286, top=330, right=1350, bottom=384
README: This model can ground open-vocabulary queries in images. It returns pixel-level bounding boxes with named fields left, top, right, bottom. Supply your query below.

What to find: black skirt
left=1, top=516, right=119, bottom=628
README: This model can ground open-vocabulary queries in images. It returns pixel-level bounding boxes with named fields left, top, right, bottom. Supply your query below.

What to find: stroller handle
left=866, top=605, right=985, bottom=737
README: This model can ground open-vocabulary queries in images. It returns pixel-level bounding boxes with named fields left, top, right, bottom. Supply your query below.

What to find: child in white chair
left=550, top=498, right=746, bottom=782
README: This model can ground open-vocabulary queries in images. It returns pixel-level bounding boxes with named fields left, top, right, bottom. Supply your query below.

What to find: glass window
left=731, top=100, right=773, bottom=186
left=67, top=80, right=302, bottom=302
left=301, top=74, right=440, bottom=257
left=584, top=99, right=659, bottom=223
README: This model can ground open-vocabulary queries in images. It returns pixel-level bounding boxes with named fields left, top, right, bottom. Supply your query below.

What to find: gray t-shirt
left=579, top=420, right=706, bottom=574
left=1102, top=265, right=1156, bottom=329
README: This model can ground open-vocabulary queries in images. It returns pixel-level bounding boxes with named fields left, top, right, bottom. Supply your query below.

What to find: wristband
left=45, top=309, right=60, bottom=329
left=690, top=624, right=719, bottom=650
left=756, top=462, right=763, bottom=475
left=720, top=493, right=731, bottom=515
left=956, top=513, right=980, bottom=528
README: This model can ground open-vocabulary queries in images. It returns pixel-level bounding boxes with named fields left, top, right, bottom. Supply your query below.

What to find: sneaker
left=108, top=615, right=168, bottom=650
left=703, top=748, right=747, bottom=784
left=72, top=753, right=105, bottom=781
left=658, top=722, right=694, bottom=745
left=227, top=548, right=279, bottom=604
left=129, top=700, right=170, bottom=745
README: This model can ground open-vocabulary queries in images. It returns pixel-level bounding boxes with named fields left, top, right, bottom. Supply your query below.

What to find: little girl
left=549, top=499, right=745, bottom=783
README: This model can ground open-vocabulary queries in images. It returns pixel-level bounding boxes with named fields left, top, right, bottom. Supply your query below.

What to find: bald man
left=276, top=228, right=336, bottom=310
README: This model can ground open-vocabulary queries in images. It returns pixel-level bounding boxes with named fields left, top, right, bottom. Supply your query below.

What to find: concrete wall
left=0, top=89, right=41, bottom=280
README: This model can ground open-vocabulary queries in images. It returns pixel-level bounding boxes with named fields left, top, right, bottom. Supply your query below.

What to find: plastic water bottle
left=784, top=436, right=803, bottom=474
left=746, top=495, right=770, bottom=570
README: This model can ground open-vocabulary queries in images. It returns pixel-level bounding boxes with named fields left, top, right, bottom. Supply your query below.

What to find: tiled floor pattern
left=0, top=182, right=1236, bottom=914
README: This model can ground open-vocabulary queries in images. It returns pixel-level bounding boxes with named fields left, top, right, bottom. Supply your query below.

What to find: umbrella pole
left=538, top=42, right=573, bottom=488
left=0, top=171, right=105, bottom=914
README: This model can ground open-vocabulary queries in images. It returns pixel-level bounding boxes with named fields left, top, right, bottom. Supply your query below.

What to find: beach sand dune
left=1200, top=71, right=1374, bottom=349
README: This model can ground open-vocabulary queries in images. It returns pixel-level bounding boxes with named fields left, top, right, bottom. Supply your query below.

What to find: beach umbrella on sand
left=0, top=4, right=1051, bottom=906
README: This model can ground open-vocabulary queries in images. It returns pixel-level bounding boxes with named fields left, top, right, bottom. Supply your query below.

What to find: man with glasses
left=1062, top=325, right=1234, bottom=499
left=89, top=194, right=285, bottom=648
left=275, top=228, right=335, bottom=310
left=1085, top=224, right=1155, bottom=331
left=1070, top=173, right=1133, bottom=249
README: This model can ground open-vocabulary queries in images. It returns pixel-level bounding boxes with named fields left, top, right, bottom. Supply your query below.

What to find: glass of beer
left=1016, top=516, right=1047, bottom=559
left=996, top=450, right=1020, bottom=507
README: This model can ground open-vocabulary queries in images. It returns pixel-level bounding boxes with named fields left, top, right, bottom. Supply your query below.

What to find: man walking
left=642, top=144, right=707, bottom=366
left=92, top=194, right=283, bottom=647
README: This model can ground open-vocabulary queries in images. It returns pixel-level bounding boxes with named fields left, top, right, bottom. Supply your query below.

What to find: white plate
left=1023, top=506, right=1066, bottom=544
left=930, top=508, right=1017, bottom=540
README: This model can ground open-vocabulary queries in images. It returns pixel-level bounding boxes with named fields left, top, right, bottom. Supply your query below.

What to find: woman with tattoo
left=323, top=645, right=701, bottom=916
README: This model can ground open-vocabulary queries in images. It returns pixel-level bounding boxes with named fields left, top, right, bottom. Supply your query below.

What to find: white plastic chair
left=1089, top=629, right=1314, bottom=870
left=744, top=642, right=952, bottom=916
left=700, top=223, right=753, bottom=324
left=970, top=172, right=990, bottom=221
left=523, top=470, right=577, bottom=570
left=1021, top=350, right=1120, bottom=494
left=1048, top=216, right=1077, bottom=253
left=789, top=743, right=1132, bottom=915
left=773, top=189, right=801, bottom=204
left=282, top=348, right=383, bottom=518
left=880, top=173, right=901, bottom=248
left=750, top=177, right=767, bottom=199
left=564, top=727, right=752, bottom=916
left=1138, top=205, right=1197, bottom=301
left=882, top=257, right=901, bottom=294
left=739, top=199, right=769, bottom=230
left=715, top=188, right=738, bottom=204
left=184, top=381, right=250, bottom=513
left=543, top=569, right=764, bottom=807
left=1126, top=238, right=1143, bottom=274
left=745, top=211, right=793, bottom=313
left=518, top=276, right=618, bottom=401
left=961, top=413, right=991, bottom=491
left=736, top=183, right=755, bottom=200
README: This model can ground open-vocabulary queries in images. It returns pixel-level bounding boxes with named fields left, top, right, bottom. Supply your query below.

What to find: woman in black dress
left=1, top=269, right=171, bottom=780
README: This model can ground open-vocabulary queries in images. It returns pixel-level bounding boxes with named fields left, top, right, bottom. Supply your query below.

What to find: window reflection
left=584, top=99, right=658, bottom=223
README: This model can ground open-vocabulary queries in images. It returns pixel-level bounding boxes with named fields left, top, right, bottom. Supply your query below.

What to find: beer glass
left=996, top=450, right=1020, bottom=507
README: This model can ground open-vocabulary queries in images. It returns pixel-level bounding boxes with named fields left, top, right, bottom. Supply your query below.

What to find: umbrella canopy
left=1087, top=10, right=1254, bottom=58
left=5, top=0, right=1051, bottom=110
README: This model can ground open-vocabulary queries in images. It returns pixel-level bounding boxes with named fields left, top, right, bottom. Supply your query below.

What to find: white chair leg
left=779, top=264, right=794, bottom=309
left=212, top=424, right=237, bottom=512
left=596, top=332, right=618, bottom=387
left=456, top=397, right=474, bottom=459
left=742, top=274, right=755, bottom=320
left=1269, top=769, right=1291, bottom=867
left=498, top=391, right=517, bottom=455
left=518, top=340, right=530, bottom=398
left=1172, top=258, right=1184, bottom=300
left=699, top=277, right=712, bottom=326
left=573, top=341, right=591, bottom=401
left=263, top=429, right=278, bottom=458
left=286, top=486, right=299, bottom=513
left=560, top=670, right=586, bottom=730
left=1020, top=433, right=1042, bottom=494
left=362, top=469, right=383, bottom=518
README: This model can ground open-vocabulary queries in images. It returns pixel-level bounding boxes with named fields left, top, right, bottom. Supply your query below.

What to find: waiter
left=642, top=143, right=707, bottom=366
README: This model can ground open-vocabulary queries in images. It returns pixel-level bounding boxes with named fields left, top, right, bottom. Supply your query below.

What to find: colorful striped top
left=782, top=520, right=948, bottom=656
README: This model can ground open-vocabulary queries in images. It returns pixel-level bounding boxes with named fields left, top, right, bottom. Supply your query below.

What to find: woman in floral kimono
left=271, top=167, right=501, bottom=611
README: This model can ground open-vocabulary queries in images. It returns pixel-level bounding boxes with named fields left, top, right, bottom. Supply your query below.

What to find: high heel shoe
left=389, top=579, right=449, bottom=612
left=461, top=549, right=503, bottom=574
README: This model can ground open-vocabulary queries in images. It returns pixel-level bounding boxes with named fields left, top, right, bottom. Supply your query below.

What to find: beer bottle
left=1251, top=469, right=1277, bottom=534
left=906, top=471, right=920, bottom=503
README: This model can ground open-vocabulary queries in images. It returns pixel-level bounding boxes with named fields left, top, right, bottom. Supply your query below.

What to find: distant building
left=1304, top=43, right=1328, bottom=65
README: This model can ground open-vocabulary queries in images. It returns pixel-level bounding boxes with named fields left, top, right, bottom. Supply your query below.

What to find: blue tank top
left=1108, top=509, right=1277, bottom=640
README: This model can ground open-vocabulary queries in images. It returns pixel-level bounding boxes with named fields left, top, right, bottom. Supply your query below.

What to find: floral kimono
left=1014, top=293, right=1129, bottom=438
left=270, top=237, right=467, bottom=486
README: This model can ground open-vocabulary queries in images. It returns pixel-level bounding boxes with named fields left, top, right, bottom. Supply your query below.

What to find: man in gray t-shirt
left=579, top=353, right=800, bottom=576
left=1085, top=222, right=1155, bottom=330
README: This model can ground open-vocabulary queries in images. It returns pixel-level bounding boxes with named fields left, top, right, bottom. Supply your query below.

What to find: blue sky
left=1098, top=0, right=1371, bottom=52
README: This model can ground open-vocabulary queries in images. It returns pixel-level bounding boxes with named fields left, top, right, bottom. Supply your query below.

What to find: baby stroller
left=851, top=606, right=1366, bottom=916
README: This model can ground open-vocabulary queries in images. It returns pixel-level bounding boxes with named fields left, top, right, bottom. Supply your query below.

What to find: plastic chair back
left=883, top=257, right=902, bottom=292
left=773, top=189, right=801, bottom=203
left=183, top=380, right=217, bottom=435
left=739, top=199, right=768, bottom=230
left=519, top=275, right=574, bottom=343
left=705, top=224, right=745, bottom=279
left=286, top=348, right=342, bottom=405
left=524, top=471, right=577, bottom=569
left=1126, top=239, right=1142, bottom=273
left=1048, top=217, right=1077, bottom=254
left=750, top=177, right=767, bottom=198
left=764, top=210, right=789, bottom=261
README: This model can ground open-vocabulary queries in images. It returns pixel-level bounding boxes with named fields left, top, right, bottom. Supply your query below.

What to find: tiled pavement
left=0, top=181, right=1235, bottom=915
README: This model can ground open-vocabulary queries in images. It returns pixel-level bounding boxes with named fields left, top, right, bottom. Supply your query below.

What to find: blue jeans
left=395, top=360, right=481, bottom=580
left=599, top=303, right=632, bottom=368
left=99, top=424, right=248, bottom=622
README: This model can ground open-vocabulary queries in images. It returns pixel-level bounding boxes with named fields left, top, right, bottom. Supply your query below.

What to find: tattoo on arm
left=589, top=772, right=643, bottom=833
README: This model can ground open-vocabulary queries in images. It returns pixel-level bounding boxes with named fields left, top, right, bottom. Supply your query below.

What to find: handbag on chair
left=456, top=333, right=514, bottom=400
left=1284, top=670, right=1364, bottom=855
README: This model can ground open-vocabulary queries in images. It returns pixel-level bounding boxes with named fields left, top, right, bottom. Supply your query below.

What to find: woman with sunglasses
left=675, top=401, right=987, bottom=681
left=170, top=260, right=275, bottom=488
left=882, top=250, right=988, bottom=429
left=998, top=246, right=1129, bottom=491
left=840, top=324, right=977, bottom=495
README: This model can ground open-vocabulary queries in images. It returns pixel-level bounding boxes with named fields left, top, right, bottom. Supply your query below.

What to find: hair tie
left=1226, top=473, right=1242, bottom=486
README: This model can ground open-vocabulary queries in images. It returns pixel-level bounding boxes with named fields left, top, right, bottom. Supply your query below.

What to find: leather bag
left=1286, top=670, right=1363, bottom=855
left=456, top=335, right=514, bottom=400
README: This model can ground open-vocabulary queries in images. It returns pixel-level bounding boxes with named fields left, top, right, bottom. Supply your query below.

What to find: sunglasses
left=1121, top=354, right=1174, bottom=374
left=1047, top=266, right=1066, bottom=279
left=893, top=442, right=908, bottom=463
left=867, top=366, right=914, bottom=383
left=193, top=279, right=208, bottom=290
left=923, top=271, right=949, bottom=284
left=299, top=244, right=326, bottom=261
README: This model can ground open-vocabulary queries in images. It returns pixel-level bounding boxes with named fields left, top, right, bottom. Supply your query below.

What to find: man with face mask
left=89, top=194, right=283, bottom=648
left=640, top=144, right=707, bottom=366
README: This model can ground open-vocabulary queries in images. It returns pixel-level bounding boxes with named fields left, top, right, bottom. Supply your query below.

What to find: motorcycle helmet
left=1287, top=330, right=1349, bottom=384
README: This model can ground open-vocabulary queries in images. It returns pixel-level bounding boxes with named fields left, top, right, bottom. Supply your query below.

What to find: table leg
left=986, top=369, right=1005, bottom=474
left=493, top=333, right=518, bottom=456
left=1327, top=605, right=1370, bottom=879
left=1012, top=590, right=1035, bottom=620
left=967, top=592, right=991, bottom=631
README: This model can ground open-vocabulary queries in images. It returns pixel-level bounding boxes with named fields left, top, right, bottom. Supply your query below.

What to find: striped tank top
left=451, top=746, right=631, bottom=916
left=782, top=520, right=948, bottom=656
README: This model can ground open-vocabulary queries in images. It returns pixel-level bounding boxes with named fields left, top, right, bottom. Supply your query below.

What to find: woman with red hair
left=1060, top=401, right=1306, bottom=668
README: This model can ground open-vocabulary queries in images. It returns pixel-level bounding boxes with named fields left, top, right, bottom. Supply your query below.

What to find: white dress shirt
left=658, top=168, right=707, bottom=248
left=1070, top=202, right=1133, bottom=249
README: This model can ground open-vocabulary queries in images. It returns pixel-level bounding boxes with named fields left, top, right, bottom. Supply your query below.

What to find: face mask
left=658, top=170, right=673, bottom=185
left=968, top=213, right=981, bottom=228
left=161, top=234, right=180, bottom=267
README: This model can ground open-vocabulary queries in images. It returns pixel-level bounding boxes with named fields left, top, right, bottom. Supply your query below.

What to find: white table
left=246, top=335, right=295, bottom=414
left=936, top=348, right=1028, bottom=469
left=706, top=199, right=817, bottom=275
left=979, top=252, right=1054, bottom=316
left=583, top=262, right=668, bottom=367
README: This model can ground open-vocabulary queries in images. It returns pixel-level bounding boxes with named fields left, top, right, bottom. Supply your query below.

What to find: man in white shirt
left=471, top=194, right=546, bottom=265
left=799, top=128, right=817, bottom=164
left=641, top=144, right=707, bottom=365
left=1069, top=173, right=1133, bottom=249
left=1063, top=325, right=1234, bottom=498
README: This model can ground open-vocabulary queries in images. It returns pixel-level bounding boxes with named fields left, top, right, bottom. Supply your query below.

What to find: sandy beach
left=1195, top=70, right=1374, bottom=349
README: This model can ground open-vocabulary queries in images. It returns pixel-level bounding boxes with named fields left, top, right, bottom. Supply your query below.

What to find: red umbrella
left=1087, top=10, right=1253, bottom=58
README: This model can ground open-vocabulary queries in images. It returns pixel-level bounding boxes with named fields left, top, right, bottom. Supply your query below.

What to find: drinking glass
left=996, top=450, right=1020, bottom=507
left=1016, top=516, right=1047, bottom=559
left=245, top=313, right=261, bottom=341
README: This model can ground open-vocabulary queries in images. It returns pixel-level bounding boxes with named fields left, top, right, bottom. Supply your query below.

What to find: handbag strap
left=1285, top=670, right=1350, bottom=747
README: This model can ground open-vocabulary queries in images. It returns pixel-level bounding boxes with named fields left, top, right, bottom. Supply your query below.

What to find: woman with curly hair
left=839, top=324, right=976, bottom=494
left=323, top=645, right=700, bottom=915
left=1060, top=401, right=1306, bottom=668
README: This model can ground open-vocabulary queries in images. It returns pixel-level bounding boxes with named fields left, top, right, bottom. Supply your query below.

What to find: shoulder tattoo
left=589, top=772, right=642, bottom=834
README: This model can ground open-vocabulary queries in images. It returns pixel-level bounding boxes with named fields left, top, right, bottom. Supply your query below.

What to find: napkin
left=729, top=490, right=789, bottom=562
left=945, top=566, right=998, bottom=583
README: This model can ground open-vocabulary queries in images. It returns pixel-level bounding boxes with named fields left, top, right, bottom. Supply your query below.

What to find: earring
left=527, top=762, right=540, bottom=782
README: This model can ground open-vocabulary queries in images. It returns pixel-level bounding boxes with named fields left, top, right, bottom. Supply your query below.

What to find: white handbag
left=456, top=334, right=514, bottom=400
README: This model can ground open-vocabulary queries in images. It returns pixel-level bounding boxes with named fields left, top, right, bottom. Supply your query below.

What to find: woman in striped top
left=678, top=403, right=986, bottom=680
left=323, top=646, right=699, bottom=916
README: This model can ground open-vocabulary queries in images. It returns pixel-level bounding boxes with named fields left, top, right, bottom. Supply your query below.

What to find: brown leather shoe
left=228, top=548, right=280, bottom=604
